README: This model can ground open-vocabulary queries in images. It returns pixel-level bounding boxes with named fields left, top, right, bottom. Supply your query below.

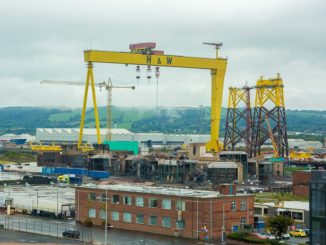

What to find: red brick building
left=75, top=184, right=254, bottom=240
left=292, top=170, right=312, bottom=197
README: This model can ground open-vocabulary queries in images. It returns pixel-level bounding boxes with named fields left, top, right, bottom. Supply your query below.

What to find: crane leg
left=206, top=68, right=226, bottom=153
left=78, top=62, right=91, bottom=149
left=89, top=64, right=102, bottom=145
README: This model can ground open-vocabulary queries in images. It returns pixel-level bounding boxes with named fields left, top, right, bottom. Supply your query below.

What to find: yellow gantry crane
left=41, top=79, right=135, bottom=142
left=80, top=42, right=228, bottom=152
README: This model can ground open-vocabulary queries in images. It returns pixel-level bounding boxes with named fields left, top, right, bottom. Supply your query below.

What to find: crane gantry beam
left=80, top=47, right=228, bottom=152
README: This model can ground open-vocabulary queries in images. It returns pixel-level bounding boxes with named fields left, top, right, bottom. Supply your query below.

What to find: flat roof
left=255, top=201, right=309, bottom=211
left=79, top=183, right=251, bottom=199
left=219, top=151, right=247, bottom=155
left=0, top=185, right=75, bottom=207
left=208, top=162, right=238, bottom=168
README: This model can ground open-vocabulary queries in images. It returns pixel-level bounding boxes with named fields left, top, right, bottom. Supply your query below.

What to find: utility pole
left=222, top=203, right=226, bottom=244
left=57, top=186, right=59, bottom=218
left=105, top=187, right=108, bottom=245
left=36, top=189, right=39, bottom=216
left=97, top=188, right=109, bottom=245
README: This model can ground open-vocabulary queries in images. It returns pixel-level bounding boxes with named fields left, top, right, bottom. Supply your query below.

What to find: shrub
left=227, top=232, right=280, bottom=245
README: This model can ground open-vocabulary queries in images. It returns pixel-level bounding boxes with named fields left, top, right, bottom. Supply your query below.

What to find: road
left=1, top=214, right=310, bottom=245
left=288, top=236, right=309, bottom=244
left=0, top=214, right=217, bottom=245
left=0, top=229, right=82, bottom=244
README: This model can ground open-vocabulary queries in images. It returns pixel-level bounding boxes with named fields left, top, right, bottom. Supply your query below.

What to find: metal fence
left=0, top=216, right=92, bottom=243
left=116, top=240, right=165, bottom=245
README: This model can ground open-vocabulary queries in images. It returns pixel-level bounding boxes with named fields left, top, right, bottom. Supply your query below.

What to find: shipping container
left=53, top=167, right=88, bottom=175
left=88, top=170, right=110, bottom=180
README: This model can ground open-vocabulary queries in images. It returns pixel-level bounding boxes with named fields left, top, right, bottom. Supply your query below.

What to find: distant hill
left=0, top=107, right=325, bottom=139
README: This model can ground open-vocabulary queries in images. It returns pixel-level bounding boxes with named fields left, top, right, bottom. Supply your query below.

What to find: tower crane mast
left=41, top=79, right=135, bottom=142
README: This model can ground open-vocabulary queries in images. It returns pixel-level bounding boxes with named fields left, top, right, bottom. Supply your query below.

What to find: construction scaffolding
left=251, top=74, right=289, bottom=157
left=157, top=159, right=206, bottom=185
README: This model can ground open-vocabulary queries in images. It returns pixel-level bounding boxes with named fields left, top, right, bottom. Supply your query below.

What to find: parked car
left=252, top=233, right=267, bottom=239
left=304, top=229, right=310, bottom=237
left=62, top=229, right=80, bottom=239
left=266, top=233, right=276, bottom=240
left=289, top=229, right=306, bottom=237
left=281, top=233, right=290, bottom=240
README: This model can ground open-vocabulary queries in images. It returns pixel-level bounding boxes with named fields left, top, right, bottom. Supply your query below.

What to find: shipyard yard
left=1, top=0, right=326, bottom=245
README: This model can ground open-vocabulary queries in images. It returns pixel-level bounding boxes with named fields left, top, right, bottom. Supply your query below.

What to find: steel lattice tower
left=224, top=86, right=253, bottom=155
left=251, top=74, right=288, bottom=157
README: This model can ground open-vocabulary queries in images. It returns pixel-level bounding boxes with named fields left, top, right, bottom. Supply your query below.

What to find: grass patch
left=227, top=232, right=279, bottom=244
left=0, top=151, right=36, bottom=163
left=49, top=111, right=80, bottom=122
left=255, top=192, right=309, bottom=203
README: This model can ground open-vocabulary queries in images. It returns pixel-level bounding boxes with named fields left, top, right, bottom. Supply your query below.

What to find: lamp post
left=221, top=203, right=227, bottom=244
left=97, top=188, right=109, bottom=245
left=57, top=186, right=59, bottom=218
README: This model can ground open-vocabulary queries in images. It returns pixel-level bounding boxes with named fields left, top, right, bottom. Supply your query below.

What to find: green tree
left=267, top=216, right=293, bottom=239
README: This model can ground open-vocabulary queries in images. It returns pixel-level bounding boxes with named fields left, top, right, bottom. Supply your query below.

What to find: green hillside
left=0, top=107, right=325, bottom=140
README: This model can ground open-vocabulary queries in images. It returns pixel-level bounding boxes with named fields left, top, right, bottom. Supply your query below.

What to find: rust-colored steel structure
left=224, top=86, right=253, bottom=155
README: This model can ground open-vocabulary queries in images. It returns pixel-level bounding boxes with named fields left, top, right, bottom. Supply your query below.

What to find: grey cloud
left=0, top=0, right=325, bottom=109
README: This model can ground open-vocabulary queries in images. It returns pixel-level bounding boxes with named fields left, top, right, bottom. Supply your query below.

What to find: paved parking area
left=288, top=236, right=309, bottom=244
left=0, top=229, right=82, bottom=244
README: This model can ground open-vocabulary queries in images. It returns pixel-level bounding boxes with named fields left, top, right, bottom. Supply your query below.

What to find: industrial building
left=0, top=185, right=75, bottom=218
left=254, top=201, right=309, bottom=229
left=76, top=183, right=254, bottom=240
left=35, top=128, right=210, bottom=147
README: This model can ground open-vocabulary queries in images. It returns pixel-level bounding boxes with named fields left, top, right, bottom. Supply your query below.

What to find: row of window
left=231, top=200, right=247, bottom=211
left=254, top=207, right=303, bottom=221
left=88, top=209, right=185, bottom=229
left=89, top=193, right=247, bottom=212
left=88, top=193, right=186, bottom=211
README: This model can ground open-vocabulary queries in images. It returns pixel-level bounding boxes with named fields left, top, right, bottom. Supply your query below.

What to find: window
left=99, top=209, right=106, bottom=220
left=240, top=217, right=246, bottom=224
left=136, top=213, right=144, bottom=224
left=162, top=199, right=171, bottom=210
left=240, top=200, right=247, bottom=211
left=111, top=211, right=119, bottom=221
left=124, top=196, right=132, bottom=205
left=264, top=208, right=268, bottom=215
left=231, top=201, right=236, bottom=211
left=162, top=216, right=171, bottom=228
left=292, top=212, right=303, bottom=221
left=100, top=193, right=107, bottom=202
left=148, top=215, right=158, bottom=225
left=88, top=192, right=96, bottom=201
left=148, top=198, right=158, bottom=208
left=112, top=195, right=120, bottom=204
left=254, top=207, right=262, bottom=215
left=176, top=219, right=185, bottom=229
left=123, top=212, right=132, bottom=222
left=176, top=200, right=186, bottom=211
left=88, top=208, right=96, bottom=218
left=136, top=196, right=144, bottom=207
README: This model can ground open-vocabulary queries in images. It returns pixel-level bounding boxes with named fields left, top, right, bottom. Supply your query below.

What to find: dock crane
left=80, top=42, right=227, bottom=152
left=41, top=79, right=135, bottom=141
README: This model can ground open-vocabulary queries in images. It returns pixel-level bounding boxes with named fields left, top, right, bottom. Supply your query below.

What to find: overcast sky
left=0, top=0, right=325, bottom=110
